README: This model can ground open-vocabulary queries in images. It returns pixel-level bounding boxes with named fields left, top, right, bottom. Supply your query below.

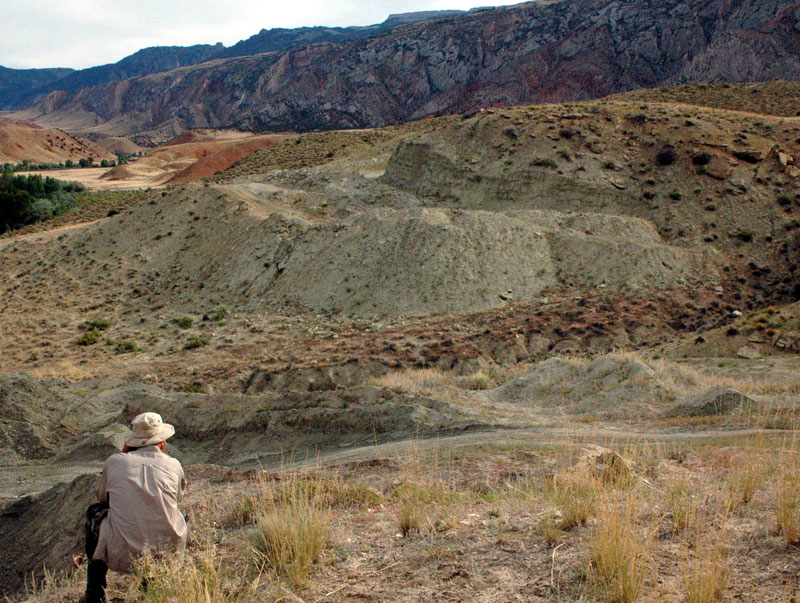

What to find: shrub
left=397, top=500, right=422, bottom=537
left=777, top=193, right=794, bottom=206
left=668, top=190, right=682, bottom=200
left=114, top=340, right=138, bottom=354
left=76, top=329, right=100, bottom=346
left=547, top=472, right=598, bottom=529
left=734, top=230, right=755, bottom=243
left=724, top=460, right=763, bottom=511
left=177, top=316, right=193, bottom=328
left=185, top=335, right=210, bottom=350
left=656, top=147, right=677, bottom=166
left=557, top=147, right=572, bottom=161
left=602, top=160, right=616, bottom=170
left=212, top=307, right=228, bottom=323
left=532, top=156, right=558, bottom=168
left=667, top=481, right=697, bottom=534
left=80, top=318, right=110, bottom=331
left=683, top=532, right=728, bottom=603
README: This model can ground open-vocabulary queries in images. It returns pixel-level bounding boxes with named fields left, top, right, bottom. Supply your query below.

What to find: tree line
left=0, top=171, right=86, bottom=232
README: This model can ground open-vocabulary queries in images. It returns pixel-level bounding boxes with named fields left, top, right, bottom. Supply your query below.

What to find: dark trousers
left=84, top=502, right=109, bottom=602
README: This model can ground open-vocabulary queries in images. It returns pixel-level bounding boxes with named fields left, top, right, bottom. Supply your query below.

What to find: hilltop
left=0, top=118, right=115, bottom=165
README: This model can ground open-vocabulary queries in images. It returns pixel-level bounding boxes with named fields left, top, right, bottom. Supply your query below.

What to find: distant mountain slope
left=0, top=66, right=73, bottom=109
left=0, top=10, right=469, bottom=111
left=15, top=0, right=800, bottom=137
left=219, top=10, right=466, bottom=59
left=31, top=44, right=226, bottom=97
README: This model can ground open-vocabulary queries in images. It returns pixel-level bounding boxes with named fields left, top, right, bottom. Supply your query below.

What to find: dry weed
left=247, top=473, right=330, bottom=588
left=370, top=368, right=453, bottom=395
left=589, top=495, right=650, bottom=603
left=724, top=457, right=765, bottom=512
left=683, top=530, right=728, bottom=603
left=547, top=471, right=599, bottom=529
left=132, top=547, right=257, bottom=603
left=776, top=469, right=800, bottom=544
left=667, top=480, right=700, bottom=534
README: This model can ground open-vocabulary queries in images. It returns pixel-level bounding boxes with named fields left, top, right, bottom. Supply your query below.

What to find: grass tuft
left=247, top=473, right=330, bottom=588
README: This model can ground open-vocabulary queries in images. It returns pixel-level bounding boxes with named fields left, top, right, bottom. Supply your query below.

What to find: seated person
left=80, top=412, right=187, bottom=603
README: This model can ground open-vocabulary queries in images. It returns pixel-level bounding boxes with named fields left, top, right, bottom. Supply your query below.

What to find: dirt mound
left=0, top=473, right=96, bottom=597
left=89, top=132, right=285, bottom=187
left=99, top=164, right=136, bottom=180
left=666, top=386, right=754, bottom=417
left=162, top=130, right=200, bottom=147
left=0, top=373, right=486, bottom=490
left=614, top=80, right=800, bottom=117
left=662, top=302, right=800, bottom=359
left=10, top=182, right=716, bottom=319
left=168, top=137, right=279, bottom=183
left=379, top=101, right=800, bottom=309
left=92, top=135, right=143, bottom=156
left=111, top=383, right=484, bottom=466
left=489, top=355, right=672, bottom=419
left=0, top=374, right=117, bottom=463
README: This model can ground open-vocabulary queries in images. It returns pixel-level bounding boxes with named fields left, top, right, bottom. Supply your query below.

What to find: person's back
left=81, top=412, right=187, bottom=603
left=95, top=445, right=187, bottom=571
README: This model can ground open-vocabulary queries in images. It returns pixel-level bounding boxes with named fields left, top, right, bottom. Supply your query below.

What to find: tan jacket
left=93, top=445, right=188, bottom=572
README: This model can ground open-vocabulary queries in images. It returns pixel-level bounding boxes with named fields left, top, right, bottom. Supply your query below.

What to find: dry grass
left=667, top=480, right=701, bottom=534
left=370, top=367, right=455, bottom=395
left=132, top=548, right=257, bottom=603
left=246, top=473, right=331, bottom=588
left=683, top=530, right=728, bottom=603
left=724, top=457, right=766, bottom=512
left=775, top=467, right=800, bottom=545
left=547, top=471, right=599, bottom=529
left=589, top=495, right=650, bottom=603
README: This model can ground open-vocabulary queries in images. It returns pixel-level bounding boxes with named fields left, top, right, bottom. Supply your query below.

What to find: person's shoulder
left=163, top=454, right=184, bottom=471
left=105, top=451, right=128, bottom=464
left=103, top=451, right=131, bottom=471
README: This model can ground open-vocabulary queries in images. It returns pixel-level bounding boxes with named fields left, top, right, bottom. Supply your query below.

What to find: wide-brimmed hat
left=125, top=412, right=175, bottom=448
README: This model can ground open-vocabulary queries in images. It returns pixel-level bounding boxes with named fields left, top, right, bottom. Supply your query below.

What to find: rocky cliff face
left=16, top=0, right=800, bottom=136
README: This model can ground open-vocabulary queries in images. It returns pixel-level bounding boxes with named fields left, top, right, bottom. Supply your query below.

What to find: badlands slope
left=2, top=88, right=800, bottom=599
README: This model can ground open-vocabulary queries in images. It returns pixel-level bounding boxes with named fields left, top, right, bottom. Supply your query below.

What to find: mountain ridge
left=13, top=0, right=800, bottom=139
left=0, top=9, right=474, bottom=110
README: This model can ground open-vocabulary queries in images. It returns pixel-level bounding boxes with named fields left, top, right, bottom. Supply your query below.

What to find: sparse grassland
left=21, top=433, right=800, bottom=602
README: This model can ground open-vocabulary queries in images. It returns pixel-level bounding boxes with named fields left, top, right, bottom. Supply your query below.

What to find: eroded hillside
left=3, top=87, right=800, bottom=602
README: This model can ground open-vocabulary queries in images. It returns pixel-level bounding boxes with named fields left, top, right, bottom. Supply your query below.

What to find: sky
left=1, top=0, right=515, bottom=70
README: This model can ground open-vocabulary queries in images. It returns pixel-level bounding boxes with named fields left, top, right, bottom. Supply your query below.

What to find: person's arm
left=178, top=468, right=186, bottom=503
left=95, top=465, right=109, bottom=504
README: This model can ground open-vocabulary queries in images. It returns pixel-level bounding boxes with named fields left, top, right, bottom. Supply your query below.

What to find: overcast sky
left=1, top=0, right=515, bottom=70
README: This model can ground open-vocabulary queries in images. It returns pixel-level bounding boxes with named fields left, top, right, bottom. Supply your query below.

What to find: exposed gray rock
left=0, top=473, right=97, bottom=598
left=666, top=386, right=754, bottom=417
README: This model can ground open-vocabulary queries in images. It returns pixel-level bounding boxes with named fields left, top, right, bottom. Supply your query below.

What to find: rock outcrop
left=16, top=0, right=800, bottom=136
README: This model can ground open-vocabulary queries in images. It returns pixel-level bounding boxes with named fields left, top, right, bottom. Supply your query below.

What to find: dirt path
left=7, top=425, right=790, bottom=503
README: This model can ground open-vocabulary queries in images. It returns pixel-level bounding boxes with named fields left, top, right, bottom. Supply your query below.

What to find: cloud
left=0, top=0, right=511, bottom=70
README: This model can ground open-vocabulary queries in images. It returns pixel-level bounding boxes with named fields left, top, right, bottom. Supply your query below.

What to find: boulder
left=527, top=334, right=552, bottom=358
left=579, top=445, right=632, bottom=484
left=665, top=386, right=753, bottom=417
left=736, top=345, right=761, bottom=360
